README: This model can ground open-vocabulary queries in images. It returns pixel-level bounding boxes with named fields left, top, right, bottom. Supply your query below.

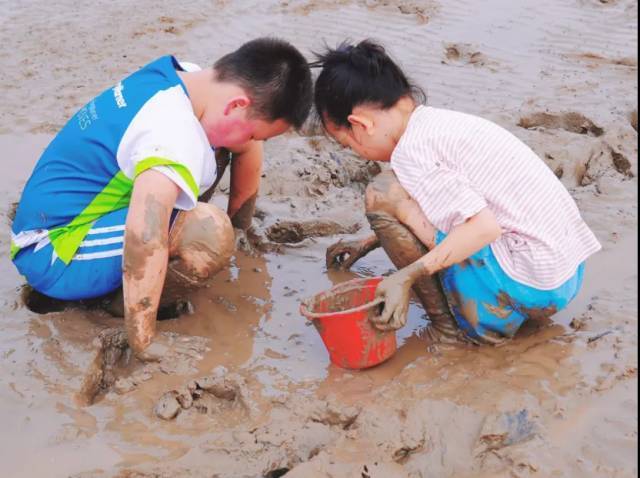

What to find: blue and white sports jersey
left=11, top=56, right=216, bottom=265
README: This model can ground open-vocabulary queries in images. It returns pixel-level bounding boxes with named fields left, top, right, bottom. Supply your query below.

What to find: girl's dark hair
left=313, top=39, right=425, bottom=128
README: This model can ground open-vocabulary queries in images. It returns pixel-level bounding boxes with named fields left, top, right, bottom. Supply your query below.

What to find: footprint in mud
left=443, top=43, right=491, bottom=68
left=395, top=2, right=432, bottom=24
left=77, top=328, right=208, bottom=406
left=363, top=0, right=437, bottom=24
left=518, top=111, right=604, bottom=137
left=266, top=220, right=361, bottom=244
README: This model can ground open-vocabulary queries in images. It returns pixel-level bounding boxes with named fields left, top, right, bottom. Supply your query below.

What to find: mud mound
left=78, top=328, right=208, bottom=406
left=266, top=220, right=361, bottom=244
left=581, top=140, right=635, bottom=186
left=154, top=367, right=257, bottom=421
left=568, top=52, right=638, bottom=68
left=518, top=112, right=604, bottom=137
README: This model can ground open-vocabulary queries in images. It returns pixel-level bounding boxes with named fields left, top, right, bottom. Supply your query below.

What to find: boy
left=11, top=38, right=312, bottom=359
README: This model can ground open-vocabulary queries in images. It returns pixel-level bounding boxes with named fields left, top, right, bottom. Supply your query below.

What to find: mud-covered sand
left=0, top=1, right=637, bottom=477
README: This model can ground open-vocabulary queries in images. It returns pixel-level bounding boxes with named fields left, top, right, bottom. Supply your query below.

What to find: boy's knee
left=170, top=203, right=234, bottom=283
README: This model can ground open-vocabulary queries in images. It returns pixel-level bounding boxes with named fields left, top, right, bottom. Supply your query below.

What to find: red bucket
left=300, top=277, right=397, bottom=369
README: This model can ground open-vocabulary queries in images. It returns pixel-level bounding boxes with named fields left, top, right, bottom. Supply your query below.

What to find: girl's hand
left=326, top=235, right=380, bottom=270
left=371, top=269, right=415, bottom=330
left=326, top=239, right=368, bottom=270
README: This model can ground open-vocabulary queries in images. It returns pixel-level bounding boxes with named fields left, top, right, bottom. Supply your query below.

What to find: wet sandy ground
left=0, top=1, right=637, bottom=477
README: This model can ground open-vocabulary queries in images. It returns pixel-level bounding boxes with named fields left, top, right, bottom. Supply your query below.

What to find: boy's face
left=201, top=97, right=290, bottom=149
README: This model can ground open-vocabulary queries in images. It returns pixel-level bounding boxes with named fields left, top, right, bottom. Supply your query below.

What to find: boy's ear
left=224, top=95, right=251, bottom=116
left=347, top=114, right=374, bottom=135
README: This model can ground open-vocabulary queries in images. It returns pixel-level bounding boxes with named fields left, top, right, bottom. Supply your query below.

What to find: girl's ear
left=347, top=114, right=375, bottom=135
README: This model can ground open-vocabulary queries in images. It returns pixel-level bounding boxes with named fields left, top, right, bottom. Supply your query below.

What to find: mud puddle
left=0, top=0, right=638, bottom=474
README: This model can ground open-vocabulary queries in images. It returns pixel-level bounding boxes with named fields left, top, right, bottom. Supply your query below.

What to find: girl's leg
left=364, top=171, right=468, bottom=343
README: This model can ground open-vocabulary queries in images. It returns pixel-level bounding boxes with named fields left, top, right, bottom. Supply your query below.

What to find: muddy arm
left=123, top=170, right=179, bottom=355
left=373, top=208, right=501, bottom=330
left=326, top=234, right=381, bottom=270
left=227, top=140, right=263, bottom=231
left=413, top=208, right=501, bottom=276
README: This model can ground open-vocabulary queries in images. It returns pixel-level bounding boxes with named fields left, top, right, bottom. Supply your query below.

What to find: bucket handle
left=301, top=296, right=385, bottom=320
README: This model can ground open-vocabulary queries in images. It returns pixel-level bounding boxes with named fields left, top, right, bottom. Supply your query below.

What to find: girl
left=314, top=40, right=601, bottom=344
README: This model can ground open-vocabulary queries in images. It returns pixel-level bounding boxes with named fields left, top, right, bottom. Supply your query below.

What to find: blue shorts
left=435, top=231, right=584, bottom=343
left=13, top=207, right=178, bottom=301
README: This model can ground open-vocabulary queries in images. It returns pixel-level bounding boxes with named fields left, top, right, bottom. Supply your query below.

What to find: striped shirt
left=390, top=106, right=601, bottom=290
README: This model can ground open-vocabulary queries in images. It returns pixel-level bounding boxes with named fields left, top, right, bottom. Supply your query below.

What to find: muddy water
left=0, top=134, right=428, bottom=476
left=1, top=0, right=638, bottom=476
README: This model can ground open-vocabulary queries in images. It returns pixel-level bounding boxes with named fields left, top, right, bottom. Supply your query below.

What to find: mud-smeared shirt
left=391, top=105, right=601, bottom=290
left=11, top=56, right=216, bottom=265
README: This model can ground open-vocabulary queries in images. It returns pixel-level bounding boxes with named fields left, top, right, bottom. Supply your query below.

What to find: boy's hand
left=326, top=235, right=380, bottom=270
left=371, top=261, right=426, bottom=331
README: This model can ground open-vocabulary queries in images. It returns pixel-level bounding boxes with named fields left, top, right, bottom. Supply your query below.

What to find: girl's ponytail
left=313, top=39, right=426, bottom=128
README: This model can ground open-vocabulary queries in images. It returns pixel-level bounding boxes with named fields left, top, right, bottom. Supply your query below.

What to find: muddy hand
left=372, top=269, right=415, bottom=331
left=234, top=227, right=248, bottom=250
left=326, top=239, right=368, bottom=270
left=234, top=227, right=257, bottom=255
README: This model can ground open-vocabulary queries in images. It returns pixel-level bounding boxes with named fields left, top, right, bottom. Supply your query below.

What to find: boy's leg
left=163, top=202, right=235, bottom=302
left=15, top=207, right=129, bottom=305
left=364, top=171, right=467, bottom=343
left=103, top=202, right=234, bottom=316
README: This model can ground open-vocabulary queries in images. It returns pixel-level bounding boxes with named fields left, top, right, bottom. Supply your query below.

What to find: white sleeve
left=392, top=142, right=487, bottom=233
left=117, top=86, right=207, bottom=210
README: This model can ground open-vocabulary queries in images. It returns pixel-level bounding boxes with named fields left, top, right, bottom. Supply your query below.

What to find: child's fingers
left=371, top=300, right=395, bottom=329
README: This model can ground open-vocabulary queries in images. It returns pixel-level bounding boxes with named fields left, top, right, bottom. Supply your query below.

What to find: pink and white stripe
left=391, top=105, right=601, bottom=290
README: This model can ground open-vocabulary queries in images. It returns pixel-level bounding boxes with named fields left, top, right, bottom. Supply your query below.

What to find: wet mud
left=518, top=112, right=605, bottom=137
left=443, top=43, right=492, bottom=68
left=266, top=219, right=360, bottom=244
left=78, top=328, right=210, bottom=406
left=0, top=1, right=637, bottom=477
left=154, top=367, right=256, bottom=420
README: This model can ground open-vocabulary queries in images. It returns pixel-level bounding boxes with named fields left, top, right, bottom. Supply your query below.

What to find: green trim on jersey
left=14, top=157, right=197, bottom=265
left=10, top=242, right=20, bottom=260
left=48, top=171, right=133, bottom=264
left=134, top=156, right=199, bottom=198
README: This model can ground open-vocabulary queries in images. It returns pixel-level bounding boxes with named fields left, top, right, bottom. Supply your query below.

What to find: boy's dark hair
left=313, top=40, right=425, bottom=128
left=214, top=38, right=312, bottom=129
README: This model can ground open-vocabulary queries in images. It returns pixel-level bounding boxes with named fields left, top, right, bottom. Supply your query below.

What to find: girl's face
left=323, top=105, right=399, bottom=162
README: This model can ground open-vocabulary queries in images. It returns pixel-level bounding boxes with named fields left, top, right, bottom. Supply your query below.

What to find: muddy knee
left=168, top=203, right=234, bottom=285
left=365, top=171, right=411, bottom=217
